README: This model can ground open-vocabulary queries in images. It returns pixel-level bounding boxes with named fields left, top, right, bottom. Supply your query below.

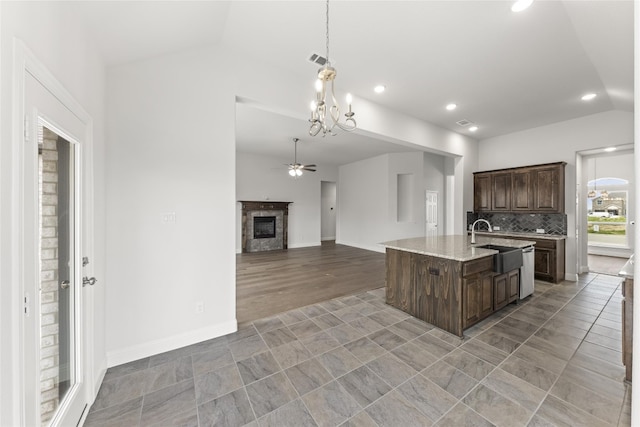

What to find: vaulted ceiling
left=75, top=1, right=634, bottom=165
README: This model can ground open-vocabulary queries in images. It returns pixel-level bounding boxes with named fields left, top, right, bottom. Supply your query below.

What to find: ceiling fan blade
left=301, top=164, right=317, bottom=168
left=304, top=168, right=317, bottom=172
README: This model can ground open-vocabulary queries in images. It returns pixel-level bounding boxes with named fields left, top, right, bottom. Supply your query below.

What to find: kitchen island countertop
left=380, top=235, right=536, bottom=262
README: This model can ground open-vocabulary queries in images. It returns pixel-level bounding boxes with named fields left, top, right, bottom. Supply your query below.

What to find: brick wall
left=39, top=128, right=60, bottom=425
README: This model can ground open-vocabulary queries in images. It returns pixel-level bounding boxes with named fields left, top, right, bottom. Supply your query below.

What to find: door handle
left=60, top=280, right=70, bottom=290
left=82, top=276, right=97, bottom=287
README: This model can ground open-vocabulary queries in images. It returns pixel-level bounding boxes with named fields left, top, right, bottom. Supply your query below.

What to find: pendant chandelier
left=309, top=0, right=356, bottom=137
left=588, top=157, right=608, bottom=198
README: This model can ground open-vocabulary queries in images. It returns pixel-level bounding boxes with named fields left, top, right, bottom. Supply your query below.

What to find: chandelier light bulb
left=346, top=93, right=353, bottom=105
left=315, top=79, right=323, bottom=93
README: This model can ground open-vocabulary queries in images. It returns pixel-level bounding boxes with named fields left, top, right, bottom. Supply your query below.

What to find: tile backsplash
left=466, top=212, right=567, bottom=235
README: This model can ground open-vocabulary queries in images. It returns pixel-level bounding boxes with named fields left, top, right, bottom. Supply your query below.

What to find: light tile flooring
left=86, top=273, right=631, bottom=426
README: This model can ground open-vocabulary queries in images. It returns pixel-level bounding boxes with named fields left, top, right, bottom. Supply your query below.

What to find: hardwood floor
left=236, top=241, right=385, bottom=324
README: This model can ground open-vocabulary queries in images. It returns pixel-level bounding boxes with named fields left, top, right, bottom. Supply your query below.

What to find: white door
left=426, top=191, right=438, bottom=237
left=21, top=64, right=93, bottom=426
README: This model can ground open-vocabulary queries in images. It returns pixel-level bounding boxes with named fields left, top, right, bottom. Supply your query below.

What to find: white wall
left=0, top=2, right=106, bottom=424
left=236, top=151, right=339, bottom=251
left=106, top=47, right=239, bottom=365
left=478, top=110, right=634, bottom=280
left=321, top=181, right=337, bottom=241
left=338, top=152, right=427, bottom=252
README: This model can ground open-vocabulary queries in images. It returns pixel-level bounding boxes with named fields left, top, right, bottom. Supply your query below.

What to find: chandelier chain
left=325, top=0, right=330, bottom=65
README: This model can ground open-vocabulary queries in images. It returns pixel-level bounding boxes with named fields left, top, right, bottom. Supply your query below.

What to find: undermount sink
left=475, top=244, right=523, bottom=274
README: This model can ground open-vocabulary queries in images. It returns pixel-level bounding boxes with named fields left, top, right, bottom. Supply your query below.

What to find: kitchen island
left=381, top=235, right=535, bottom=337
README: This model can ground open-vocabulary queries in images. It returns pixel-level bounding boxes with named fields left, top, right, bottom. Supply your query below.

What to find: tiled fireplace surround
left=240, top=201, right=291, bottom=253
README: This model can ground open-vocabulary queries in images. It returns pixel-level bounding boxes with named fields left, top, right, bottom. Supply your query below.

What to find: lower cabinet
left=463, top=272, right=493, bottom=329
left=497, top=235, right=565, bottom=283
left=494, top=269, right=520, bottom=311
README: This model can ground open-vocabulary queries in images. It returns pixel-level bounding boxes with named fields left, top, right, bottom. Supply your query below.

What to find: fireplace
left=239, top=201, right=292, bottom=253
left=254, top=216, right=276, bottom=239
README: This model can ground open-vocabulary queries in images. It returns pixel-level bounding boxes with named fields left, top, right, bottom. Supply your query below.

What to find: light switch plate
left=493, top=226, right=501, bottom=231
left=536, top=228, right=545, bottom=234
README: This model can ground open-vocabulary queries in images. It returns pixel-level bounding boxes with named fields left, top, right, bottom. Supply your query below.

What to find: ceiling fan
left=287, top=137, right=316, bottom=177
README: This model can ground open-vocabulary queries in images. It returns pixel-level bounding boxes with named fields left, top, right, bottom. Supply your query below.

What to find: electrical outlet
left=493, top=226, right=501, bottom=231
left=536, top=228, right=545, bottom=234
left=162, top=212, right=176, bottom=224
left=195, top=302, right=204, bottom=313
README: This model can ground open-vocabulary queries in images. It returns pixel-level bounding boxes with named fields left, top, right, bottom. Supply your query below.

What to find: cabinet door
left=491, top=173, right=512, bottom=211
left=508, top=269, right=520, bottom=302
left=493, top=273, right=508, bottom=311
left=534, top=247, right=555, bottom=282
left=463, top=276, right=481, bottom=328
left=512, top=170, right=533, bottom=211
left=479, top=272, right=494, bottom=319
left=474, top=174, right=491, bottom=211
left=532, top=166, right=564, bottom=212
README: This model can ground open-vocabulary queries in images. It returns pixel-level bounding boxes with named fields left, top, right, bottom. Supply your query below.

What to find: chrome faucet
left=471, top=219, right=493, bottom=244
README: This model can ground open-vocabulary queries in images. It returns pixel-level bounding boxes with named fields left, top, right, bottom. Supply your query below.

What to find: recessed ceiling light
left=604, top=147, right=617, bottom=152
left=581, top=93, right=597, bottom=101
left=374, top=85, right=386, bottom=93
left=469, top=126, right=479, bottom=132
left=511, top=0, right=533, bottom=12
left=446, top=103, right=457, bottom=111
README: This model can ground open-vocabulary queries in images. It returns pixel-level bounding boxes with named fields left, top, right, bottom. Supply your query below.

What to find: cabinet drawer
left=532, top=239, right=555, bottom=249
left=463, top=257, right=493, bottom=277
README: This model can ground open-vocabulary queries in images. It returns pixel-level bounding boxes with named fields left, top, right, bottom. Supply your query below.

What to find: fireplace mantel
left=239, top=201, right=292, bottom=253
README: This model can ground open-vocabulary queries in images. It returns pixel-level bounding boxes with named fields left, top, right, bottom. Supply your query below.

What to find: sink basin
left=475, top=244, right=523, bottom=273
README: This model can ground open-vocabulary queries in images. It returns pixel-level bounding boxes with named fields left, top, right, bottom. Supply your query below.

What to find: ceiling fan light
left=296, top=169, right=303, bottom=176
left=289, top=169, right=296, bottom=177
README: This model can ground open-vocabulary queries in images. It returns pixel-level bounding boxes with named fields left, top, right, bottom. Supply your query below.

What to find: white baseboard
left=288, top=241, right=321, bottom=249
left=106, top=319, right=237, bottom=367
left=335, top=240, right=386, bottom=254
left=321, top=236, right=336, bottom=241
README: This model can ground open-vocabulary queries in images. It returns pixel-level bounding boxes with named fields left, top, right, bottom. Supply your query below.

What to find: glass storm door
left=23, top=70, right=89, bottom=426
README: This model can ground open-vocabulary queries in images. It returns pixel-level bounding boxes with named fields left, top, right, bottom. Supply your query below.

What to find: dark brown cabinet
left=473, top=162, right=566, bottom=213
left=494, top=269, right=520, bottom=311
left=474, top=173, right=491, bottom=211
left=512, top=170, right=533, bottom=211
left=531, top=165, right=564, bottom=212
left=497, top=235, right=565, bottom=284
left=463, top=271, right=493, bottom=329
left=491, top=173, right=512, bottom=211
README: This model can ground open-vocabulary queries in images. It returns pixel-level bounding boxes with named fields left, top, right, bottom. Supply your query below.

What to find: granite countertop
left=619, top=254, right=634, bottom=279
left=380, top=235, right=536, bottom=262
left=472, top=230, right=567, bottom=241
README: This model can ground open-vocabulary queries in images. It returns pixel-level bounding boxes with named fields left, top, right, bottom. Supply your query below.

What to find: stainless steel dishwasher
left=520, top=246, right=535, bottom=299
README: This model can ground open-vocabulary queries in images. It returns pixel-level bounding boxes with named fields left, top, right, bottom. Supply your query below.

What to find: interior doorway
left=321, top=181, right=337, bottom=241
left=425, top=190, right=438, bottom=237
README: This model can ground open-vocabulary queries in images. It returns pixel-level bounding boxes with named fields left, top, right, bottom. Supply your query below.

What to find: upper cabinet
left=474, top=162, right=566, bottom=213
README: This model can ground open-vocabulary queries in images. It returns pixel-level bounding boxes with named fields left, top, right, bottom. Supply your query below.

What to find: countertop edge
left=381, top=235, right=536, bottom=262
